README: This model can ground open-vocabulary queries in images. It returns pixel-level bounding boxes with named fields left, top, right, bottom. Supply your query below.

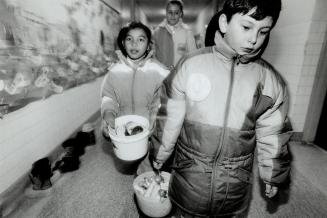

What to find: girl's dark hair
left=222, top=0, right=282, bottom=27
left=117, top=21, right=152, bottom=57
left=167, top=0, right=184, bottom=16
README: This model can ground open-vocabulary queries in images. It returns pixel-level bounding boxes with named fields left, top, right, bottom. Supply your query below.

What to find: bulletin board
left=0, top=0, right=121, bottom=118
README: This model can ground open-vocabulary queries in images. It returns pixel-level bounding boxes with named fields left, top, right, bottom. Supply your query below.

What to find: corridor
left=6, top=119, right=327, bottom=218
left=1, top=0, right=327, bottom=217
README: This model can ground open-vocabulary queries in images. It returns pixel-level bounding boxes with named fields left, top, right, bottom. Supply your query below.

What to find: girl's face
left=166, top=3, right=182, bottom=26
left=123, top=28, right=149, bottom=60
left=219, top=9, right=273, bottom=56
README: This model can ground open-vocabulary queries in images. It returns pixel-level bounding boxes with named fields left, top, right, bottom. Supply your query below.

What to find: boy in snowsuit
left=152, top=0, right=292, bottom=217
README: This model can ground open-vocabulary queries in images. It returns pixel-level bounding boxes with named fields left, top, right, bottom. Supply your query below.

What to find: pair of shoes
left=51, top=124, right=96, bottom=173
left=29, top=157, right=53, bottom=190
left=52, top=155, right=80, bottom=173
left=62, top=138, right=85, bottom=156
left=52, top=138, right=82, bottom=173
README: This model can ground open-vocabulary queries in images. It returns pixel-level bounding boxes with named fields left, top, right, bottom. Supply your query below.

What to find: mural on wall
left=0, top=0, right=121, bottom=118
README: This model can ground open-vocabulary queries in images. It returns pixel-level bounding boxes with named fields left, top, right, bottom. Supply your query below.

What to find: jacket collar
left=213, top=31, right=261, bottom=64
left=157, top=19, right=189, bottom=34
left=115, top=49, right=154, bottom=69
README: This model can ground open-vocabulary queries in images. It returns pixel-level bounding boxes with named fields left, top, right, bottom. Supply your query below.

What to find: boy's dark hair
left=205, top=12, right=221, bottom=47
left=221, top=0, right=282, bottom=27
left=167, top=0, right=184, bottom=16
left=117, top=21, right=152, bottom=57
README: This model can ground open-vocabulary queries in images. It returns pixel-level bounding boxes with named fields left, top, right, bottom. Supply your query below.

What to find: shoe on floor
left=29, top=157, right=53, bottom=190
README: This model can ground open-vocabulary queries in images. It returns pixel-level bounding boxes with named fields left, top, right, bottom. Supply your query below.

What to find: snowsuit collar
left=213, top=31, right=262, bottom=64
left=115, top=49, right=154, bottom=69
left=157, top=19, right=189, bottom=35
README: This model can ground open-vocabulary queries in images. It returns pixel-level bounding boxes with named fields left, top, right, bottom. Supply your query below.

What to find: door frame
left=303, top=27, right=327, bottom=142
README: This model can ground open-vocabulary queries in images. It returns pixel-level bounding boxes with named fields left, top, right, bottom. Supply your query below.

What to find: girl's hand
left=265, top=184, right=278, bottom=198
left=102, top=120, right=115, bottom=137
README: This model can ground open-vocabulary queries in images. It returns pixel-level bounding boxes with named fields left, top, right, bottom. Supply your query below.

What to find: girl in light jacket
left=101, top=22, right=169, bottom=173
left=153, top=0, right=196, bottom=70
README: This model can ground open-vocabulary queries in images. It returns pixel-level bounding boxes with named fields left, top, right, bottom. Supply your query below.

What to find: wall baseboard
left=0, top=110, right=100, bottom=218
left=291, top=132, right=303, bottom=142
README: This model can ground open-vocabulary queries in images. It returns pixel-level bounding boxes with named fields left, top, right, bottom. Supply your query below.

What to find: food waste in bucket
left=108, top=115, right=150, bottom=161
left=133, top=171, right=172, bottom=217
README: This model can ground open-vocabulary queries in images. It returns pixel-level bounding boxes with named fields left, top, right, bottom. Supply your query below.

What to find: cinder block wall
left=0, top=77, right=103, bottom=194
left=262, top=0, right=327, bottom=132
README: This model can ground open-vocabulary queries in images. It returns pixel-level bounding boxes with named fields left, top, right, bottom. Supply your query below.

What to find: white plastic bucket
left=133, top=171, right=172, bottom=217
left=108, top=115, right=150, bottom=161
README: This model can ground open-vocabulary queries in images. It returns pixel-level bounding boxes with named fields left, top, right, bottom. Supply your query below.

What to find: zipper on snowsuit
left=131, top=68, right=136, bottom=114
left=208, top=56, right=240, bottom=215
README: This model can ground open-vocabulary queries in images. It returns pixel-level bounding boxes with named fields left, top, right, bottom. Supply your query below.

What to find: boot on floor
left=62, top=138, right=85, bottom=156
left=29, top=157, right=53, bottom=190
left=52, top=138, right=82, bottom=173
left=81, top=123, right=96, bottom=146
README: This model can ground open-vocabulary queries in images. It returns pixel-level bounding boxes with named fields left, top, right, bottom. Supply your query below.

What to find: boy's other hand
left=265, top=184, right=278, bottom=198
left=153, top=160, right=163, bottom=170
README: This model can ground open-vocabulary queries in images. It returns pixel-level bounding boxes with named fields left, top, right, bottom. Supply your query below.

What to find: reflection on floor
left=6, top=123, right=327, bottom=218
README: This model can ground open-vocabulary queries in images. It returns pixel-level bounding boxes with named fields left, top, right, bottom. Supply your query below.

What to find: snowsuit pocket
left=235, top=167, right=252, bottom=184
left=172, top=159, right=194, bottom=170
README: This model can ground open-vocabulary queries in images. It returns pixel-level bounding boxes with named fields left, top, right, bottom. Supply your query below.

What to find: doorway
left=302, top=26, right=327, bottom=143
left=314, top=91, right=327, bottom=150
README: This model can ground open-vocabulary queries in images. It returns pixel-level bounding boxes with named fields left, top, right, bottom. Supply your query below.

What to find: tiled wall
left=193, top=1, right=216, bottom=35
left=292, top=20, right=326, bottom=132
left=263, top=0, right=327, bottom=132
left=0, top=77, right=103, bottom=194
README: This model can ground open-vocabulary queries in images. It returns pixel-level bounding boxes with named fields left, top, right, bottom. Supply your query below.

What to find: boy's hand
left=153, top=159, right=163, bottom=170
left=265, top=184, right=278, bottom=198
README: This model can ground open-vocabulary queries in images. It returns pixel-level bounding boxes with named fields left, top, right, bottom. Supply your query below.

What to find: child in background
left=101, top=22, right=169, bottom=174
left=153, top=0, right=196, bottom=70
left=152, top=0, right=292, bottom=217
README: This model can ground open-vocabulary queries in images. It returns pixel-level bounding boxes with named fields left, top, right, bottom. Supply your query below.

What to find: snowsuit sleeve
left=100, top=73, right=119, bottom=128
left=186, top=29, right=197, bottom=52
left=255, top=70, right=292, bottom=186
left=148, top=68, right=170, bottom=132
left=152, top=65, right=187, bottom=163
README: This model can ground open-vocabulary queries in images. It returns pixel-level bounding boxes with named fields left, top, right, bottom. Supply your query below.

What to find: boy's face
left=219, top=9, right=273, bottom=56
left=123, top=28, right=149, bottom=60
left=166, top=3, right=182, bottom=26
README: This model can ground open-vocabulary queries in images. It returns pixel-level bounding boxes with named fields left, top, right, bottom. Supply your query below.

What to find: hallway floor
left=6, top=121, right=327, bottom=218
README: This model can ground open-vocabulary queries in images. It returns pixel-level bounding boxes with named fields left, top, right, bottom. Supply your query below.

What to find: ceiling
left=136, top=0, right=214, bottom=25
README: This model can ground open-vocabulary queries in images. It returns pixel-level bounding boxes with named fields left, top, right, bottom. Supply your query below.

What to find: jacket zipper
left=209, top=56, right=239, bottom=215
left=131, top=69, right=136, bottom=113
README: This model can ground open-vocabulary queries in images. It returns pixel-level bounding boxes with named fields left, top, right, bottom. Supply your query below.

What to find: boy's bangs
left=224, top=0, right=281, bottom=26
left=247, top=6, right=268, bottom=21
